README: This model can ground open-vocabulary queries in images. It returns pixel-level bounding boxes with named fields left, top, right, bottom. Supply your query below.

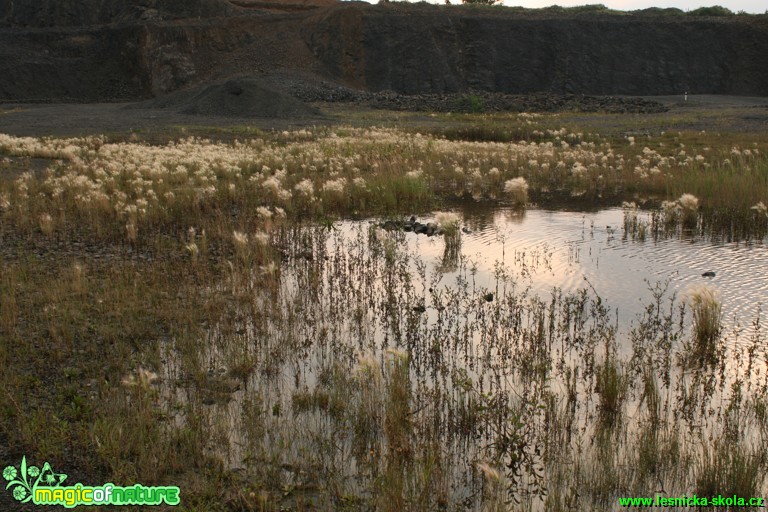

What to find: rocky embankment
left=0, top=0, right=766, bottom=104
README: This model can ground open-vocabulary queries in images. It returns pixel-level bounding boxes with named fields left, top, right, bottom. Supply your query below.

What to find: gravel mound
left=130, top=78, right=320, bottom=118
left=258, top=72, right=665, bottom=114
left=366, top=91, right=669, bottom=114
left=264, top=73, right=666, bottom=114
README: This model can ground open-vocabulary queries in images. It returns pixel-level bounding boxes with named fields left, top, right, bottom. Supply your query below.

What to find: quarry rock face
left=0, top=0, right=766, bottom=102
left=0, top=0, right=239, bottom=27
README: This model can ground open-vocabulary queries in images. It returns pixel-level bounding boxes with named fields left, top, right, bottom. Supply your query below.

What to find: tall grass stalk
left=685, top=284, right=722, bottom=354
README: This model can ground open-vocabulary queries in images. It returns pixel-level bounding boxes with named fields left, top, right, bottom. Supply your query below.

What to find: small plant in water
left=595, top=358, right=629, bottom=427
left=684, top=284, right=722, bottom=354
left=678, top=193, right=699, bottom=228
left=504, top=177, right=529, bottom=208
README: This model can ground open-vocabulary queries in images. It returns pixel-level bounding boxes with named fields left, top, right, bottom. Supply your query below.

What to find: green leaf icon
left=37, top=463, right=66, bottom=487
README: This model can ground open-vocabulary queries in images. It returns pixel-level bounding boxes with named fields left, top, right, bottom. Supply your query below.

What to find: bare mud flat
left=0, top=94, right=767, bottom=138
left=0, top=101, right=329, bottom=138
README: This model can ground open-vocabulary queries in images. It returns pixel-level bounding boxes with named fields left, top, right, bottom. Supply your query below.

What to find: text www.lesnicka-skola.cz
left=618, top=495, right=764, bottom=508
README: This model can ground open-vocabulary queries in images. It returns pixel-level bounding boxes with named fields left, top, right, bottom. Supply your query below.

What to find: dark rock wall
left=306, top=8, right=768, bottom=96
left=0, top=26, right=148, bottom=100
left=1, top=2, right=767, bottom=101
left=0, top=0, right=238, bottom=27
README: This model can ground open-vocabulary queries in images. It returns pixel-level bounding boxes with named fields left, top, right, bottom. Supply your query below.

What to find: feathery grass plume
left=660, top=199, right=681, bottom=228
left=678, top=193, right=699, bottom=228
left=678, top=193, right=699, bottom=211
left=251, top=231, right=272, bottom=267
left=751, top=201, right=767, bottom=217
left=322, top=177, right=347, bottom=195
left=439, top=238, right=461, bottom=274
left=38, top=213, right=53, bottom=235
left=259, top=262, right=278, bottom=276
left=185, top=242, right=199, bottom=262
left=504, top=177, right=529, bottom=207
left=405, top=169, right=423, bottom=180
left=435, top=211, right=460, bottom=234
left=232, top=231, right=249, bottom=262
left=684, top=284, right=722, bottom=353
left=256, top=206, right=272, bottom=219
left=121, top=367, right=160, bottom=390
left=622, top=201, right=638, bottom=236
left=125, top=221, right=137, bottom=243
left=294, top=179, right=314, bottom=197
left=477, top=462, right=505, bottom=512
left=261, top=177, right=281, bottom=195
left=435, top=212, right=462, bottom=272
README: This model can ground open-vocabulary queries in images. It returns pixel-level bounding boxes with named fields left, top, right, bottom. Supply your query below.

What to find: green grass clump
left=696, top=439, right=764, bottom=500
left=595, top=358, right=629, bottom=427
left=685, top=284, right=722, bottom=355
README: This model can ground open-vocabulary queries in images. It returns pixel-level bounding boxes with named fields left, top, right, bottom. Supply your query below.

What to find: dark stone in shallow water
left=702, top=271, right=716, bottom=277
left=380, top=219, right=399, bottom=231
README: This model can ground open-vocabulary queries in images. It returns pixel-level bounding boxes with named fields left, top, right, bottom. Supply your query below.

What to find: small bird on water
left=702, top=271, right=716, bottom=278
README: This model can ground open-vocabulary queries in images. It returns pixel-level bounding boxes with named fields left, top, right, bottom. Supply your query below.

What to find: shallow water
left=347, top=206, right=768, bottom=349
left=160, top=206, right=768, bottom=508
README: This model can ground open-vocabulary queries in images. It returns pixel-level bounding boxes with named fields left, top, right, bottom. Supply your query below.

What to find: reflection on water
left=160, top=206, right=768, bottom=510
left=377, top=206, right=767, bottom=347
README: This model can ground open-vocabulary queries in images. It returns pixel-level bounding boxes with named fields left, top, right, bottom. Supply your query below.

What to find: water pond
left=164, top=205, right=768, bottom=510
left=371, top=205, right=768, bottom=348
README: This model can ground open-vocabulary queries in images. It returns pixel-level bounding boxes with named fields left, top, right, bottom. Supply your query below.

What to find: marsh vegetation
left=1, top=111, right=767, bottom=510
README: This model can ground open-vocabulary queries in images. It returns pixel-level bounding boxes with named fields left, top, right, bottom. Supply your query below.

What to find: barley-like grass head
left=504, top=177, right=529, bottom=207
left=435, top=211, right=460, bottom=235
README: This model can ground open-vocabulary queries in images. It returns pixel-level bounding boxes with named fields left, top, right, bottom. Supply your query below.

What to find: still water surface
left=341, top=207, right=768, bottom=347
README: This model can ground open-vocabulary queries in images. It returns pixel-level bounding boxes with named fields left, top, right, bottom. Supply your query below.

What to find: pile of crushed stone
left=267, top=73, right=668, bottom=114
left=367, top=91, right=669, bottom=114
left=129, top=77, right=320, bottom=118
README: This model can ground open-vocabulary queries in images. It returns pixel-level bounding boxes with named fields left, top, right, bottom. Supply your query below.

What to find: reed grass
left=1, top=115, right=767, bottom=510
left=685, top=284, right=722, bottom=356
